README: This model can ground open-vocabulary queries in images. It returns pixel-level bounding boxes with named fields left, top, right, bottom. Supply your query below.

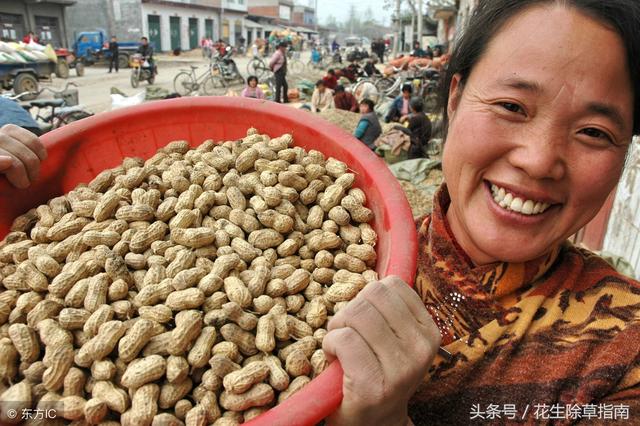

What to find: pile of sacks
left=0, top=40, right=57, bottom=64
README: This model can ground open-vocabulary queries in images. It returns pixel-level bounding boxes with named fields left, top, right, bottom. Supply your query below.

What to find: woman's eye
left=580, top=127, right=613, bottom=142
left=499, top=102, right=523, bottom=113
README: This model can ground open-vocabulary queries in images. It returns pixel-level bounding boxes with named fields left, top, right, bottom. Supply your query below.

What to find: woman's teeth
left=490, top=184, right=550, bottom=215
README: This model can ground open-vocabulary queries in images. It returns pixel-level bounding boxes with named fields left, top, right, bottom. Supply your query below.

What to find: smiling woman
left=322, top=0, right=640, bottom=425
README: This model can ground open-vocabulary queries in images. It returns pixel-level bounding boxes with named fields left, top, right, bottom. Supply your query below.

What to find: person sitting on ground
left=241, top=75, right=265, bottom=100
left=311, top=80, right=334, bottom=113
left=400, top=96, right=432, bottom=159
left=354, top=98, right=382, bottom=150
left=340, top=63, right=362, bottom=83
left=333, top=85, right=359, bottom=112
left=322, top=69, right=338, bottom=90
left=363, top=58, right=382, bottom=78
left=385, top=83, right=413, bottom=123
left=411, top=40, right=428, bottom=58
left=425, top=45, right=434, bottom=59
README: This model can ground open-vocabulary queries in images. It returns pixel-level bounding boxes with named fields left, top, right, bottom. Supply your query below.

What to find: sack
left=43, top=45, right=58, bottom=62
left=0, top=41, right=14, bottom=54
left=143, top=60, right=150, bottom=68
left=27, top=40, right=46, bottom=51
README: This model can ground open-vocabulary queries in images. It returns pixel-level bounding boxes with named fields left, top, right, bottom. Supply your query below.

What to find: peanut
left=277, top=376, right=311, bottom=403
left=8, top=323, right=39, bottom=363
left=222, top=361, right=269, bottom=394
left=187, top=326, right=217, bottom=368
left=92, top=381, right=129, bottom=413
left=0, top=129, right=382, bottom=421
left=219, top=383, right=274, bottom=411
left=121, top=355, right=167, bottom=389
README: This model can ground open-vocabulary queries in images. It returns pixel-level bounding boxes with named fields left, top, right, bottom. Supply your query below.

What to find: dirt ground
left=39, top=49, right=321, bottom=114
left=35, top=49, right=441, bottom=216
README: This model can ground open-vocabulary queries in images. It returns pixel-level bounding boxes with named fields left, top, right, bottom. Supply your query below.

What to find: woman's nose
left=507, top=124, right=567, bottom=181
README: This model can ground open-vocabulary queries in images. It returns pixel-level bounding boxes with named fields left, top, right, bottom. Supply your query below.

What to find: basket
left=53, top=88, right=79, bottom=106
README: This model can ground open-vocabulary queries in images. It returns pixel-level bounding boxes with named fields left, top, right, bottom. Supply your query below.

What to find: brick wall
left=292, top=11, right=303, bottom=25
left=248, top=6, right=278, bottom=18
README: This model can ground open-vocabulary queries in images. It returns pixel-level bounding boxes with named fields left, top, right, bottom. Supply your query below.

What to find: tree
left=363, top=6, right=375, bottom=24
left=324, top=14, right=339, bottom=30
left=346, top=4, right=360, bottom=35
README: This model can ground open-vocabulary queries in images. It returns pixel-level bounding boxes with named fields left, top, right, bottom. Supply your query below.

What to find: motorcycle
left=211, top=46, right=244, bottom=85
left=417, top=68, right=441, bottom=112
left=130, top=53, right=155, bottom=88
left=346, top=47, right=369, bottom=63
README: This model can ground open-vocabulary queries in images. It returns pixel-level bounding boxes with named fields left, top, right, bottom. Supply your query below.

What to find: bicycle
left=306, top=51, right=333, bottom=71
left=4, top=82, right=93, bottom=133
left=246, top=56, right=270, bottom=79
left=173, top=64, right=225, bottom=96
left=287, top=51, right=305, bottom=76
left=375, top=67, right=417, bottom=99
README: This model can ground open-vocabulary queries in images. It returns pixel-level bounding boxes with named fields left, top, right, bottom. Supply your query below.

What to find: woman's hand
left=323, top=275, right=441, bottom=426
left=0, top=124, right=47, bottom=189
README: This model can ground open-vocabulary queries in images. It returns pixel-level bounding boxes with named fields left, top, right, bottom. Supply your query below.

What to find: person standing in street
left=269, top=41, right=288, bottom=103
left=108, top=36, right=119, bottom=73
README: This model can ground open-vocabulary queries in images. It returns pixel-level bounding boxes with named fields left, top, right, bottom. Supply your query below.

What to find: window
left=279, top=5, right=291, bottom=20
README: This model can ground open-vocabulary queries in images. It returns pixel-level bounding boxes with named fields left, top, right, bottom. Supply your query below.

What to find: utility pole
left=106, top=0, right=116, bottom=38
left=314, top=0, right=318, bottom=32
left=220, top=0, right=225, bottom=41
left=417, top=0, right=423, bottom=47
left=392, top=0, right=401, bottom=56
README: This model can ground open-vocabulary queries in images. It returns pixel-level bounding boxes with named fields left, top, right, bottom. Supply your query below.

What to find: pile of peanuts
left=0, top=128, right=378, bottom=426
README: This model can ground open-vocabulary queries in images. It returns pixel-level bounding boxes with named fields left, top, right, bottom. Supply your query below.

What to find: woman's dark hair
left=316, top=80, right=325, bottom=88
left=360, top=98, right=375, bottom=110
left=401, top=83, right=413, bottom=94
left=410, top=96, right=424, bottom=112
left=440, top=0, right=640, bottom=136
left=247, top=75, right=258, bottom=84
left=334, top=85, right=345, bottom=93
left=328, top=69, right=336, bottom=75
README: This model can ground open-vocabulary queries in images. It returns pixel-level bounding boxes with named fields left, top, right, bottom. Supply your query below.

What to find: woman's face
left=249, top=79, right=257, bottom=87
left=443, top=5, right=633, bottom=265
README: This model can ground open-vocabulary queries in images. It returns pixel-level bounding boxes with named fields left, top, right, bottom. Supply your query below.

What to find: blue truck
left=73, top=31, right=141, bottom=69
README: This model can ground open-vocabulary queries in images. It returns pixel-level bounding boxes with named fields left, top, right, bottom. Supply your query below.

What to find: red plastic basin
left=0, top=97, right=418, bottom=425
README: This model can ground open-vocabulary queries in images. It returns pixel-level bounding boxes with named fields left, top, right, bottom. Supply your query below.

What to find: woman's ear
left=447, top=73, right=463, bottom=120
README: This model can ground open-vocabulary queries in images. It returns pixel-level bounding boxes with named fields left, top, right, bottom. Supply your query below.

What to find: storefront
left=0, top=0, right=75, bottom=47
left=140, top=1, right=219, bottom=52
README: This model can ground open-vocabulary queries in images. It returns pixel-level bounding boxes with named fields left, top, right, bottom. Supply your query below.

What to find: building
left=65, top=0, right=233, bottom=52
left=219, top=0, right=249, bottom=46
left=291, top=3, right=314, bottom=28
left=0, top=0, right=76, bottom=48
left=246, top=0, right=317, bottom=43
left=247, top=0, right=294, bottom=26
left=427, top=0, right=479, bottom=49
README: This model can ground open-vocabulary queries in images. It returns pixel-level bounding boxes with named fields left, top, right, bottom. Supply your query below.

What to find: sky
left=315, top=0, right=391, bottom=26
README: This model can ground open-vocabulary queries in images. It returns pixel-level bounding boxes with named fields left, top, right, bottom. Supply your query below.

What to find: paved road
left=39, top=50, right=316, bottom=115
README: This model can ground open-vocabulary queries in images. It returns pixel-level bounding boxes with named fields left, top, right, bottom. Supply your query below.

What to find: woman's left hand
left=323, top=275, right=441, bottom=426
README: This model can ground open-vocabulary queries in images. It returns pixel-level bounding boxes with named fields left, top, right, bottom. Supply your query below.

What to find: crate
left=54, top=88, right=79, bottom=106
